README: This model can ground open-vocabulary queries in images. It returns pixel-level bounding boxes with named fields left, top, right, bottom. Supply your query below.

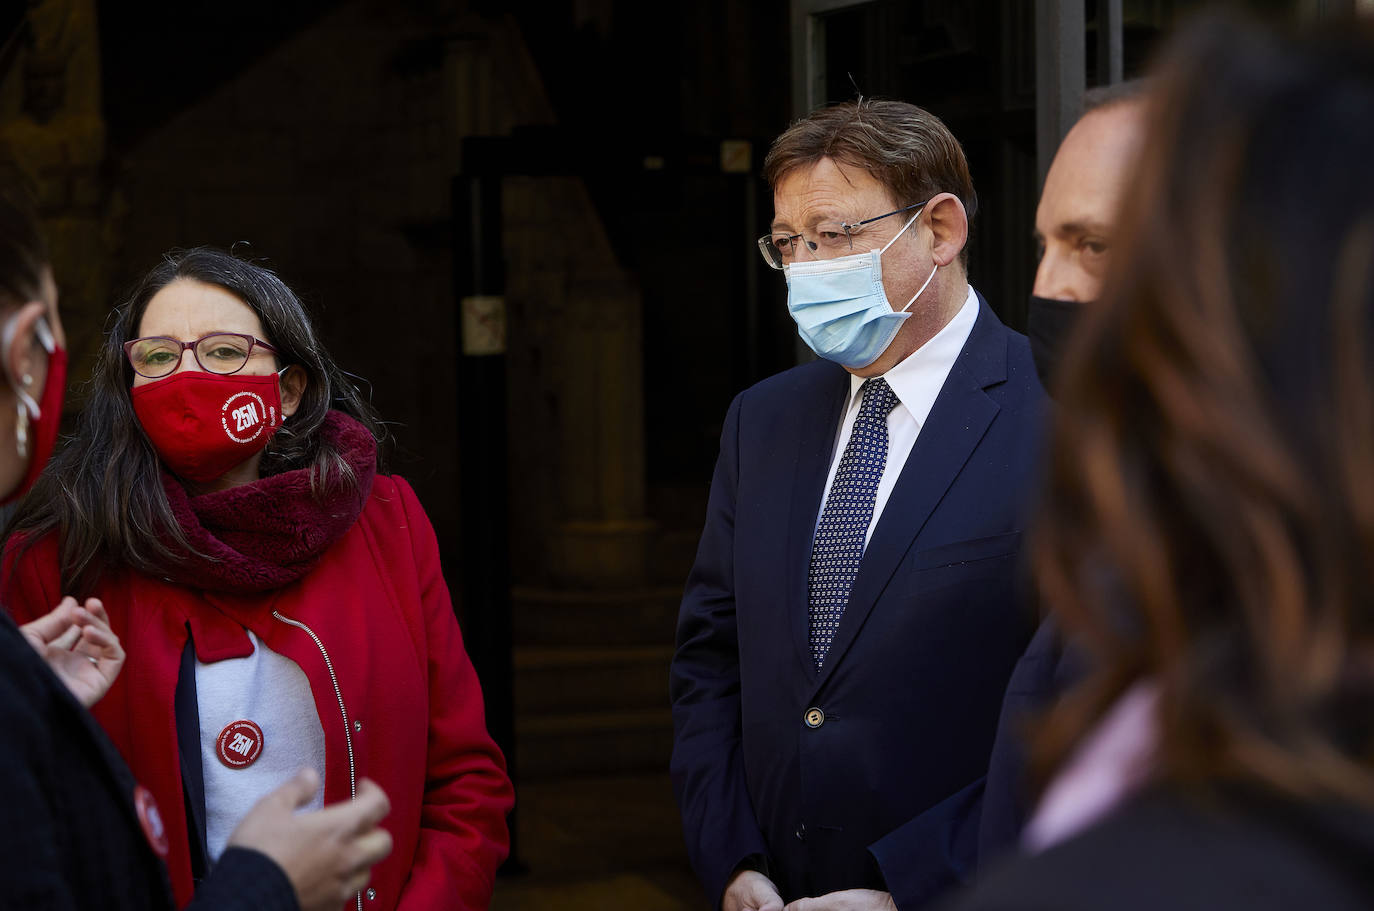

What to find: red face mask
left=131, top=370, right=285, bottom=484
left=2, top=311, right=66, bottom=504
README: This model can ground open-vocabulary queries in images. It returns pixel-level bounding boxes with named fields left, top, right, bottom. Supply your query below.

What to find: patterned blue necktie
left=808, top=377, right=900, bottom=669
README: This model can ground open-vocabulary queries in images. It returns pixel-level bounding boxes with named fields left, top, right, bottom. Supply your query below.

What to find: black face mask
left=1027, top=295, right=1088, bottom=392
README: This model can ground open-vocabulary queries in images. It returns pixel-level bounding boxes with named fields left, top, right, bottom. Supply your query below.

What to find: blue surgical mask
left=783, top=212, right=939, bottom=369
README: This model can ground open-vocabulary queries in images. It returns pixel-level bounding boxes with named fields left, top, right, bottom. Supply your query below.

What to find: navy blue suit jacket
left=898, top=616, right=1083, bottom=900
left=975, top=617, right=1081, bottom=863
left=670, top=297, right=1048, bottom=909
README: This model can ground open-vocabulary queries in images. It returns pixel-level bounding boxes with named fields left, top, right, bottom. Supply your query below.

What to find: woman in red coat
left=2, top=247, right=513, bottom=911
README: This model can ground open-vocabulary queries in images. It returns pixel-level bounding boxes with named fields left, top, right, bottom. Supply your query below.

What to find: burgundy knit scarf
left=152, top=411, right=378, bottom=594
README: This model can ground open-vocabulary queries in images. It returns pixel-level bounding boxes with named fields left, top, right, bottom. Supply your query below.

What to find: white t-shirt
left=196, top=630, right=326, bottom=861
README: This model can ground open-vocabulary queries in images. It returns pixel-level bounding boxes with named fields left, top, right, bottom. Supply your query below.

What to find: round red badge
left=134, top=784, right=169, bottom=857
left=216, top=719, right=265, bottom=769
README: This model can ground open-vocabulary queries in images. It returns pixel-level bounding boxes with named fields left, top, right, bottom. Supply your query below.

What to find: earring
left=14, top=399, right=28, bottom=460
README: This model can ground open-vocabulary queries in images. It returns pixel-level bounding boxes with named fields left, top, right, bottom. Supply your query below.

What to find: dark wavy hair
left=1033, top=14, right=1374, bottom=804
left=4, top=247, right=386, bottom=595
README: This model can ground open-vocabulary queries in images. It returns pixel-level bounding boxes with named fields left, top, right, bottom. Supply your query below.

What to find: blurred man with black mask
left=1028, top=84, right=1146, bottom=390
left=898, top=82, right=1148, bottom=898
left=976, top=81, right=1150, bottom=858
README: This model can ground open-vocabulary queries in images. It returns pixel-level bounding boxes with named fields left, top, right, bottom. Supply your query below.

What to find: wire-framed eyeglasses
left=757, top=198, right=931, bottom=270
left=124, top=332, right=279, bottom=379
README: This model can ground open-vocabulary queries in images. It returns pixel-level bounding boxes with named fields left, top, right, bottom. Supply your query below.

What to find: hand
left=784, top=890, right=898, bottom=911
left=227, top=768, right=393, bottom=911
left=723, top=869, right=785, bottom=911
left=21, top=596, right=123, bottom=708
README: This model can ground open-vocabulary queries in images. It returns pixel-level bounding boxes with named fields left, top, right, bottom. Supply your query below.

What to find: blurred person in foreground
left=942, top=14, right=1374, bottom=910
left=0, top=180, right=393, bottom=910
left=1, top=246, right=513, bottom=910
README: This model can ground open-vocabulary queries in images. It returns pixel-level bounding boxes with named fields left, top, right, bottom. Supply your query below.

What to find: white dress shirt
left=816, top=285, right=979, bottom=548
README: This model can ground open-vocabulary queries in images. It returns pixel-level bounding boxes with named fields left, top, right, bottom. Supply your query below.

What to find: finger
left=310, top=778, right=390, bottom=838
left=22, top=599, right=80, bottom=644
left=71, top=607, right=103, bottom=632
left=78, top=624, right=121, bottom=654
left=349, top=778, right=392, bottom=829
left=337, top=830, right=392, bottom=902
left=339, top=869, right=370, bottom=902
left=52, top=624, right=81, bottom=651
left=81, top=598, right=108, bottom=624
left=268, top=767, right=321, bottom=811
left=348, top=827, right=393, bottom=869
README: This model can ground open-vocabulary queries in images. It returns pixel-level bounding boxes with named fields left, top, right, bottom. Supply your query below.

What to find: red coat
left=4, top=475, right=513, bottom=910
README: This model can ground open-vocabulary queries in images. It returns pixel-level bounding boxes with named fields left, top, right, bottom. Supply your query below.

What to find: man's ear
left=279, top=364, right=308, bottom=418
left=3, top=301, right=50, bottom=406
left=923, top=192, right=969, bottom=268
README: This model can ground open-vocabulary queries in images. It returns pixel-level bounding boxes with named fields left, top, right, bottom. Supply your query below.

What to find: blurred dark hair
left=763, top=97, right=977, bottom=266
left=4, top=247, right=387, bottom=594
left=1034, top=14, right=1374, bottom=804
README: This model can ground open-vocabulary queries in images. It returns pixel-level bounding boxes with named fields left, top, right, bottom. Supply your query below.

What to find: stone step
left=515, top=645, right=674, bottom=715
left=516, top=709, right=674, bottom=779
left=512, top=585, right=684, bottom=647
left=490, top=771, right=700, bottom=906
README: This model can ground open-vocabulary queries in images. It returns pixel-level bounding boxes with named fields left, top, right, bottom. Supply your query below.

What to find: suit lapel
left=785, top=364, right=852, bottom=680
left=813, top=298, right=1008, bottom=690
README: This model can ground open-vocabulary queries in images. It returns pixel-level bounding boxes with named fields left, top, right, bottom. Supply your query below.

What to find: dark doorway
left=820, top=2, right=1039, bottom=330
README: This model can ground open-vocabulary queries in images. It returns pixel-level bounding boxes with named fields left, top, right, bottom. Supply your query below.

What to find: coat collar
left=151, top=411, right=376, bottom=595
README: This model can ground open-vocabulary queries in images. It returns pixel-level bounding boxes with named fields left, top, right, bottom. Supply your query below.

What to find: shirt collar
left=845, top=285, right=980, bottom=429
left=1022, top=679, right=1159, bottom=854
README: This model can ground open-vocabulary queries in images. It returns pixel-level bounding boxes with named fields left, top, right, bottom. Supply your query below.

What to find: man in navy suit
left=669, top=99, right=1048, bottom=911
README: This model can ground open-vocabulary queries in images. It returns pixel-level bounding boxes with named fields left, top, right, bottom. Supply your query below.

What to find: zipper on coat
left=272, top=610, right=364, bottom=910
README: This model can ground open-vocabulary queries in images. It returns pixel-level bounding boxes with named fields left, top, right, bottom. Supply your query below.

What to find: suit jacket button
left=803, top=707, right=825, bottom=729
left=796, top=823, right=806, bottom=841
